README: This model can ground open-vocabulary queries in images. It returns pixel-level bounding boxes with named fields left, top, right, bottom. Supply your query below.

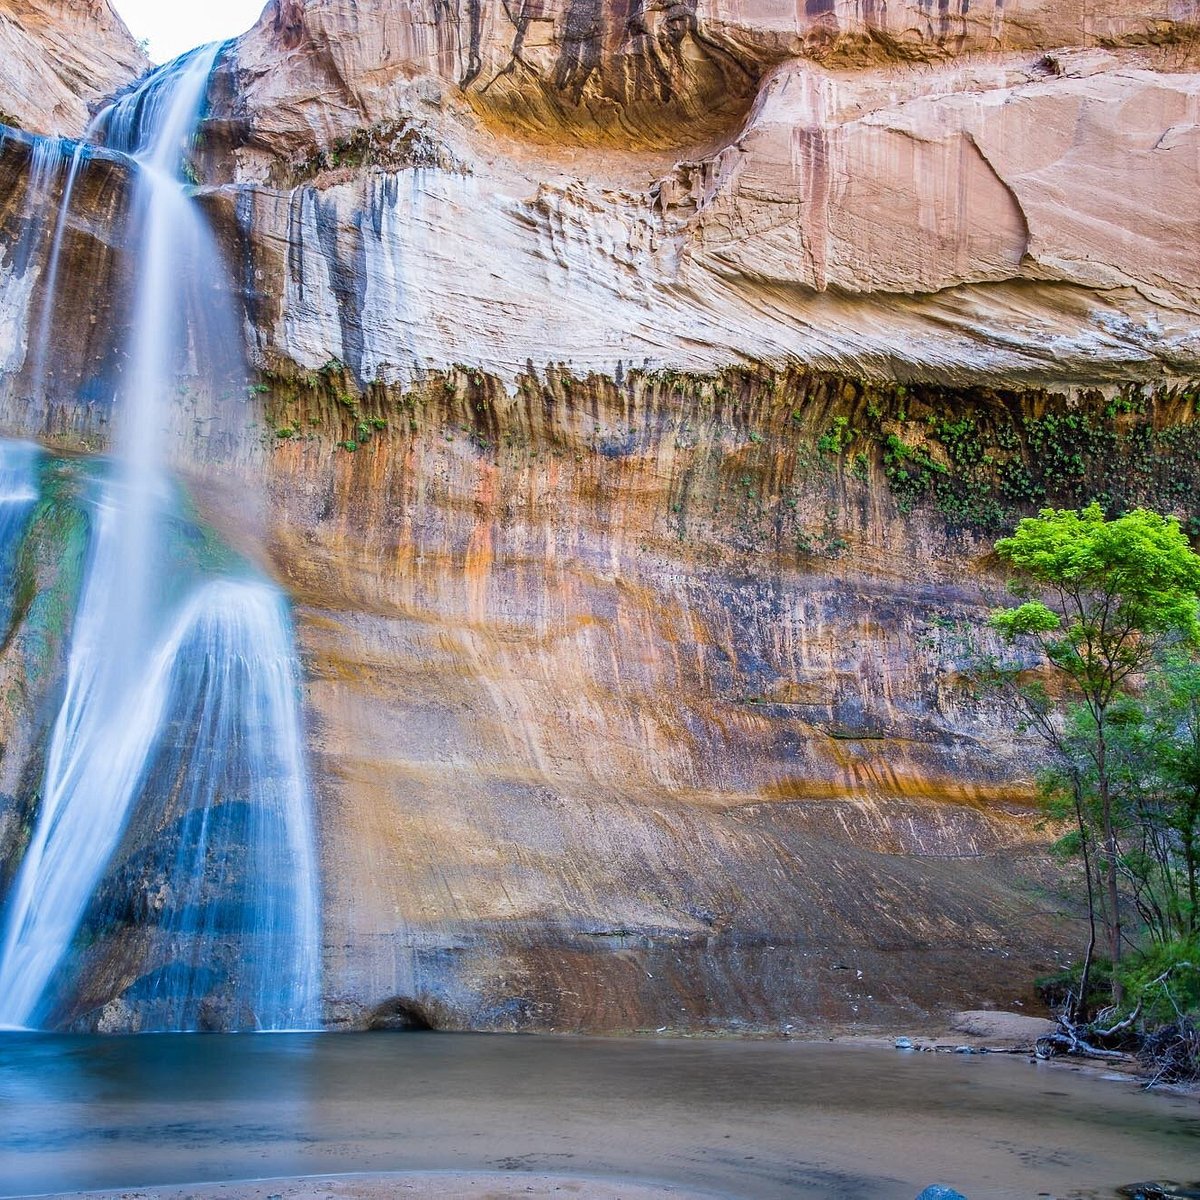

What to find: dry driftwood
left=1035, top=1008, right=1138, bottom=1063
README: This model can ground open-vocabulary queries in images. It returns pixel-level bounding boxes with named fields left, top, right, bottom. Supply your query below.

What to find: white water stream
left=0, top=48, right=321, bottom=1031
left=26, top=140, right=86, bottom=406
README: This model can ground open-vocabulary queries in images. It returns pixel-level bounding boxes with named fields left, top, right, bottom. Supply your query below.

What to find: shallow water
left=0, top=1034, right=1197, bottom=1199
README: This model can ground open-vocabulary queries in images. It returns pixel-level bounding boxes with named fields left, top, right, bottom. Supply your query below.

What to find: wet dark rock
left=366, top=996, right=442, bottom=1031
left=1120, top=1185, right=1200, bottom=1200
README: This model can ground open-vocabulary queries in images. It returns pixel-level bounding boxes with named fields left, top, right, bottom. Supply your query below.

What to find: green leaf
left=991, top=601, right=1061, bottom=639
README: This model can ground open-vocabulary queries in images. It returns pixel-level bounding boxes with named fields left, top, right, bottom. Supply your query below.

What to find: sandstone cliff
left=0, top=0, right=145, bottom=135
left=209, top=1, right=1200, bottom=392
left=1, top=0, right=1199, bottom=1033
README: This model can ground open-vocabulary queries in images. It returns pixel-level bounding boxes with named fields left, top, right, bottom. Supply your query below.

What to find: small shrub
left=1119, top=939, right=1200, bottom=1028
left=1035, top=960, right=1113, bottom=1014
left=817, top=415, right=856, bottom=455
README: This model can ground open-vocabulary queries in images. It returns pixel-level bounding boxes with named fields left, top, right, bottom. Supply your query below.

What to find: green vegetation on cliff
left=814, top=382, right=1200, bottom=534
left=258, top=362, right=1200, bottom=555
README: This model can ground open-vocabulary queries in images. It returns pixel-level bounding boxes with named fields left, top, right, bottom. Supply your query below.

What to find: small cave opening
left=366, top=996, right=439, bottom=1031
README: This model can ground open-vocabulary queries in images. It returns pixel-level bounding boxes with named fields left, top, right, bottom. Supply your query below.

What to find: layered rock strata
left=0, top=0, right=145, bottom=136
left=205, top=3, right=1200, bottom=393
left=1, top=0, right=1199, bottom=1030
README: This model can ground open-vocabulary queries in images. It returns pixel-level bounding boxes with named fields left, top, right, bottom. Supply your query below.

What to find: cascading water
left=26, top=141, right=88, bottom=406
left=0, top=47, right=322, bottom=1031
left=0, top=441, right=39, bottom=629
left=11, top=136, right=66, bottom=279
left=0, top=137, right=67, bottom=377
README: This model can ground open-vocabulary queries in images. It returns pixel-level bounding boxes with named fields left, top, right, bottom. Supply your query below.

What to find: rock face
left=1, top=0, right=1200, bottom=1032
left=264, top=369, right=1077, bottom=1033
left=0, top=0, right=145, bottom=135
left=217, top=1, right=1200, bottom=391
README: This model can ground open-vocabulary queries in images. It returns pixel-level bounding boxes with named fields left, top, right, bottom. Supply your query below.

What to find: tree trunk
left=1183, top=794, right=1199, bottom=937
left=1098, top=724, right=1124, bottom=1006
left=1073, top=774, right=1098, bottom=1023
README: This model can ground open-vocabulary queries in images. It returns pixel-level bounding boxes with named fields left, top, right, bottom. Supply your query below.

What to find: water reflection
left=0, top=1034, right=1197, bottom=1199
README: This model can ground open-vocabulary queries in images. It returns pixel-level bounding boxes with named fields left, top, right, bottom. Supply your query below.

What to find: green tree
left=1136, top=654, right=1200, bottom=938
left=991, top=504, right=1200, bottom=1003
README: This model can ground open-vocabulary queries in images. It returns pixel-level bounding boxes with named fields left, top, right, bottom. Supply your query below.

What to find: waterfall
left=0, top=137, right=67, bottom=378
left=132, top=580, right=321, bottom=1028
left=12, top=136, right=66, bottom=278
left=0, top=47, right=322, bottom=1031
left=26, top=141, right=88, bottom=406
left=0, top=441, right=39, bottom=630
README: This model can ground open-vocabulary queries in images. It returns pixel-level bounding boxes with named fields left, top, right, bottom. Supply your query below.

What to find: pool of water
left=0, top=1033, right=1196, bottom=1198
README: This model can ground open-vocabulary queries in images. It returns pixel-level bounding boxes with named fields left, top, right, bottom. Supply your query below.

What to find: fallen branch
left=1092, top=1000, right=1143, bottom=1040
left=1036, top=1028, right=1129, bottom=1062
left=1138, top=1017, right=1199, bottom=1087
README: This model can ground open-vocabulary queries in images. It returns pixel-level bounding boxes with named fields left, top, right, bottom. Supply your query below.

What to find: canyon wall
left=0, top=0, right=145, bottom=135
left=222, top=0, right=1200, bottom=391
left=2, top=0, right=1200, bottom=1031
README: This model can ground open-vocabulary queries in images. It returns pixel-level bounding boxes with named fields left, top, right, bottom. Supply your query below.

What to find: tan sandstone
left=0, top=0, right=145, bottom=136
